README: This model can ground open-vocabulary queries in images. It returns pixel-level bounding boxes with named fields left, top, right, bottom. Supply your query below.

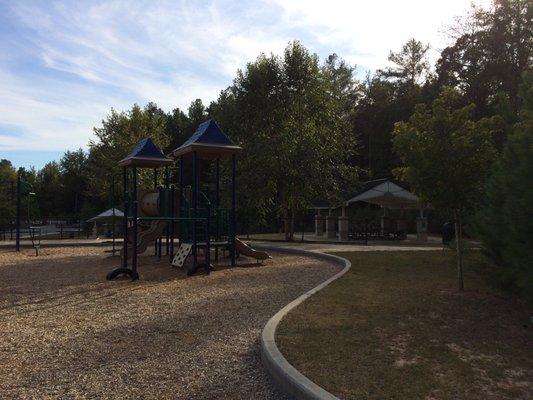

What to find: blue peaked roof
left=172, top=119, right=241, bottom=158
left=182, top=119, right=235, bottom=147
left=119, top=138, right=172, bottom=167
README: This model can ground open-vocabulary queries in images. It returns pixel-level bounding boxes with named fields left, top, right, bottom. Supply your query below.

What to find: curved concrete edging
left=254, top=244, right=351, bottom=400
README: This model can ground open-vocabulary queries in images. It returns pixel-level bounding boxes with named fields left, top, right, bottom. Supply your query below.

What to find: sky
left=0, top=0, right=492, bottom=169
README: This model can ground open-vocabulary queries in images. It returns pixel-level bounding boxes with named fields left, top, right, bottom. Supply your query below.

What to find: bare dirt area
left=0, top=246, right=339, bottom=399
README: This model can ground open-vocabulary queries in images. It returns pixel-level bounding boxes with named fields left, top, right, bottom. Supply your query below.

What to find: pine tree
left=478, top=70, right=533, bottom=299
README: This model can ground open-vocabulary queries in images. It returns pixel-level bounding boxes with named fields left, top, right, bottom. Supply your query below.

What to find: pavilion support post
left=380, top=207, right=387, bottom=236
left=326, top=208, right=336, bottom=239
left=314, top=209, right=325, bottom=237
left=338, top=205, right=349, bottom=241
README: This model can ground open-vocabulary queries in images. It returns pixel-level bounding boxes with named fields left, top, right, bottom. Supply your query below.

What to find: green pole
left=15, top=175, right=21, bottom=252
left=132, top=166, right=138, bottom=274
left=231, top=154, right=236, bottom=266
left=111, top=175, right=116, bottom=255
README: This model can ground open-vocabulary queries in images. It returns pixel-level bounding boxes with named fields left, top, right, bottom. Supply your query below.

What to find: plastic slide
left=234, top=238, right=271, bottom=260
left=121, top=220, right=167, bottom=258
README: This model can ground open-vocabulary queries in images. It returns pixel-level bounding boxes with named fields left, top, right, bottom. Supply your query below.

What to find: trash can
left=442, top=222, right=455, bottom=245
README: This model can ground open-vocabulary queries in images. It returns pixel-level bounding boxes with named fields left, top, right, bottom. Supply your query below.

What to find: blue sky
left=0, top=0, right=491, bottom=169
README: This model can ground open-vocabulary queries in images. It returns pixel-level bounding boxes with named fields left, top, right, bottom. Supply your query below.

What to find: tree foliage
left=393, top=88, right=497, bottom=289
left=436, top=0, right=532, bottom=117
left=477, top=70, right=533, bottom=299
left=211, top=42, right=359, bottom=239
left=0, top=160, right=17, bottom=225
left=380, top=38, right=430, bottom=85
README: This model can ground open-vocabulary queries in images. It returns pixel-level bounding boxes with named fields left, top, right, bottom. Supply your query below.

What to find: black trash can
left=442, top=222, right=455, bottom=245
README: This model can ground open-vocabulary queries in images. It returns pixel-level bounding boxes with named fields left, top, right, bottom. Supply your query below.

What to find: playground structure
left=107, top=119, right=269, bottom=281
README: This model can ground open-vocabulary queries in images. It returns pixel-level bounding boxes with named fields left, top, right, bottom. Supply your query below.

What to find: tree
left=380, top=38, right=430, bottom=85
left=187, top=99, right=207, bottom=128
left=35, top=161, right=62, bottom=217
left=393, top=88, right=496, bottom=290
left=0, top=159, right=17, bottom=226
left=165, top=107, right=190, bottom=153
left=477, top=70, right=533, bottom=299
left=88, top=103, right=172, bottom=207
left=436, top=0, right=532, bottom=118
left=60, top=149, right=89, bottom=216
left=210, top=42, right=359, bottom=240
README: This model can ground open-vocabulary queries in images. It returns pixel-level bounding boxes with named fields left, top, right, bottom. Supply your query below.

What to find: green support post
left=15, top=175, right=20, bottom=252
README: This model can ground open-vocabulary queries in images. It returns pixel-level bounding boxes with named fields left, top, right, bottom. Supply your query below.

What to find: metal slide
left=234, top=238, right=271, bottom=260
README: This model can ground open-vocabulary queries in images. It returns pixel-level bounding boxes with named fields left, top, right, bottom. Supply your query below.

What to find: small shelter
left=88, top=208, right=124, bottom=221
left=87, top=208, right=123, bottom=237
left=345, top=179, right=421, bottom=209
left=313, top=179, right=429, bottom=241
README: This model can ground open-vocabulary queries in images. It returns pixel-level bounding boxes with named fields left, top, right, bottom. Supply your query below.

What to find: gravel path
left=0, top=246, right=339, bottom=399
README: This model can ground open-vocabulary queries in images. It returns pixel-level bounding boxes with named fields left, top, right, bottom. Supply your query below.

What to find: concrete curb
left=255, top=244, right=351, bottom=400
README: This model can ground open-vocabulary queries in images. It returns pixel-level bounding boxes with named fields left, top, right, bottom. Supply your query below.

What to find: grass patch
left=277, top=250, right=532, bottom=399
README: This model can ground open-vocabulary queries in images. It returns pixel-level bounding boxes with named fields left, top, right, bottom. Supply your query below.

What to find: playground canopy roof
left=87, top=208, right=124, bottom=222
left=344, top=179, right=424, bottom=209
left=172, top=119, right=242, bottom=159
left=118, top=138, right=173, bottom=167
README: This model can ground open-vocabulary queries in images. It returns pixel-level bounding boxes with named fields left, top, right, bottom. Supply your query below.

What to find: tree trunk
left=283, top=208, right=291, bottom=241
left=454, top=209, right=464, bottom=291
left=289, top=208, right=295, bottom=241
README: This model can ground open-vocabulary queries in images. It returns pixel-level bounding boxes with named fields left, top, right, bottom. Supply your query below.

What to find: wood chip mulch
left=0, top=246, right=339, bottom=399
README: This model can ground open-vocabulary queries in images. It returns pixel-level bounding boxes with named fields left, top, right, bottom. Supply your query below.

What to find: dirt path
left=0, top=246, right=339, bottom=399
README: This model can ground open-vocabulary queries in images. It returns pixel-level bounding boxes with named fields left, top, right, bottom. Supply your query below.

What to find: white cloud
left=0, top=1, right=289, bottom=151
left=0, top=0, right=492, bottom=153
left=0, top=69, right=120, bottom=151
left=273, top=0, right=493, bottom=73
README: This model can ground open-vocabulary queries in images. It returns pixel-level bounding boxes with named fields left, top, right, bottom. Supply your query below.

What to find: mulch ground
left=0, top=246, right=339, bottom=399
